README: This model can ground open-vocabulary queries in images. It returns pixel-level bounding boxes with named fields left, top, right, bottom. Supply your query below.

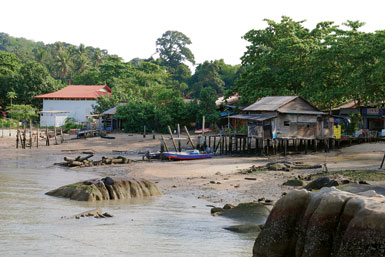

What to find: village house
left=35, top=85, right=111, bottom=127
left=230, top=96, right=333, bottom=140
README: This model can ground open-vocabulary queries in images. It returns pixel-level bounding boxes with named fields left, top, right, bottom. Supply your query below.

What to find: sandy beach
left=1, top=132, right=385, bottom=205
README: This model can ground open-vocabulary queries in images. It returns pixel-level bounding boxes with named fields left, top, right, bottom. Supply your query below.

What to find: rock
left=224, top=224, right=262, bottom=233
left=268, top=163, right=290, bottom=171
left=212, top=202, right=270, bottom=224
left=305, top=176, right=331, bottom=190
left=252, top=188, right=385, bottom=257
left=359, top=180, right=369, bottom=185
left=223, top=204, right=235, bottom=209
left=326, top=179, right=339, bottom=187
left=210, top=207, right=224, bottom=215
left=283, top=179, right=304, bottom=187
left=342, top=179, right=351, bottom=184
left=46, top=176, right=161, bottom=201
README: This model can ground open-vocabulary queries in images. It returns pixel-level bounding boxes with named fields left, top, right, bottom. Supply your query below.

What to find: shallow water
left=0, top=165, right=258, bottom=257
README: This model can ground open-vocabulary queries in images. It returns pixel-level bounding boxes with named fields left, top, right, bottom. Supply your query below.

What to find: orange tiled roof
left=35, top=85, right=111, bottom=99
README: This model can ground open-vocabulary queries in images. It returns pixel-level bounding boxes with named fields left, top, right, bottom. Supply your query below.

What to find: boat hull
left=162, top=152, right=213, bottom=160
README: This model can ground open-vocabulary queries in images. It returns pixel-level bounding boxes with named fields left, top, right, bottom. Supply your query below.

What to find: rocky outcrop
left=253, top=188, right=385, bottom=257
left=211, top=202, right=270, bottom=224
left=46, top=176, right=161, bottom=201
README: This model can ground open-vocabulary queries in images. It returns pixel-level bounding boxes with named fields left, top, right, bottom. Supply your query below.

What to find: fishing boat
left=194, top=128, right=211, bottom=134
left=162, top=150, right=213, bottom=160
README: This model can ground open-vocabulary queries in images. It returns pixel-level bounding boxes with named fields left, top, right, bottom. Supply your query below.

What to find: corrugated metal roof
left=35, top=85, right=111, bottom=99
left=229, top=114, right=276, bottom=121
left=102, top=103, right=126, bottom=115
left=243, top=96, right=297, bottom=111
left=279, top=110, right=325, bottom=115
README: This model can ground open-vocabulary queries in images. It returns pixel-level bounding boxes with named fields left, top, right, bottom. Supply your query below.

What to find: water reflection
left=0, top=167, right=255, bottom=257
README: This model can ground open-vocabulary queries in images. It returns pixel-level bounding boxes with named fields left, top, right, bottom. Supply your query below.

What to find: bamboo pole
left=202, top=116, right=205, bottom=136
left=36, top=126, right=39, bottom=148
left=16, top=129, right=19, bottom=148
left=161, top=135, right=169, bottom=152
left=184, top=126, right=195, bottom=149
left=29, top=120, right=32, bottom=149
left=177, top=124, right=181, bottom=152
left=54, top=126, right=58, bottom=145
left=46, top=126, right=50, bottom=146
left=167, top=126, right=178, bottom=152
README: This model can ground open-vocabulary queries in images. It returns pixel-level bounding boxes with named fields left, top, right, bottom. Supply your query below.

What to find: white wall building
left=35, top=85, right=111, bottom=127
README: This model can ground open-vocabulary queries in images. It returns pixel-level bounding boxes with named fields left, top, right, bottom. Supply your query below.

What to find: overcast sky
left=2, top=0, right=385, bottom=66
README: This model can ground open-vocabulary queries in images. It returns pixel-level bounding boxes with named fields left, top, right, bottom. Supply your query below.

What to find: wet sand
left=1, top=132, right=385, bottom=205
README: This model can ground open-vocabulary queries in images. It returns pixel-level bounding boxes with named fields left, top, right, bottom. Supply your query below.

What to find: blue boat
left=162, top=150, right=213, bottom=160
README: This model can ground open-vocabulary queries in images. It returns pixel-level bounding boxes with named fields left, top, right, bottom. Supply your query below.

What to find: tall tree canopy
left=156, top=30, right=195, bottom=72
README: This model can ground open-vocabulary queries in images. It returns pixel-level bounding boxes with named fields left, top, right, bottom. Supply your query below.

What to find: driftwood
left=56, top=154, right=132, bottom=168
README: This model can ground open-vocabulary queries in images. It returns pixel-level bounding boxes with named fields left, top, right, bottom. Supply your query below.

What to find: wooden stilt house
left=230, top=96, right=333, bottom=140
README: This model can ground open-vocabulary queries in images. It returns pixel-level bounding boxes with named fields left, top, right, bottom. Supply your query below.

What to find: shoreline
left=1, top=133, right=385, bottom=205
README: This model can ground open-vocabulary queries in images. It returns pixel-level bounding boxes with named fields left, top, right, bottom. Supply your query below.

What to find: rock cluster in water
left=253, top=187, right=385, bottom=257
left=46, top=176, right=161, bottom=201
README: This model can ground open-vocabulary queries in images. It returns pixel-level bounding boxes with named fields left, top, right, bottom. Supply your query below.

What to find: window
left=284, top=121, right=290, bottom=126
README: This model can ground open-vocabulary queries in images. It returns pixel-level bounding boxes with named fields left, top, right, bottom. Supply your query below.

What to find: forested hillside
left=1, top=16, right=385, bottom=132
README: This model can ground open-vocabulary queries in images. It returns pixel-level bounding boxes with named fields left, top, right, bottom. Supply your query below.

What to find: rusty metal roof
left=279, top=110, right=325, bottom=115
left=229, top=114, right=276, bottom=121
left=243, top=96, right=298, bottom=111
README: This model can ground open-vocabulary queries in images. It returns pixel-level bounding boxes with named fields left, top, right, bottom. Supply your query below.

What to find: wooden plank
left=167, top=126, right=178, bottom=152
left=184, top=126, right=195, bottom=149
left=161, top=135, right=169, bottom=152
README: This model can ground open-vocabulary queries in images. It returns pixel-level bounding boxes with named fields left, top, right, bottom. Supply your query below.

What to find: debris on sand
left=61, top=208, right=114, bottom=219
left=240, top=161, right=322, bottom=173
left=54, top=155, right=132, bottom=167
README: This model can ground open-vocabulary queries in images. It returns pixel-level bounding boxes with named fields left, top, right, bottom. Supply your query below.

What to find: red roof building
left=35, top=85, right=111, bottom=99
left=35, top=85, right=112, bottom=126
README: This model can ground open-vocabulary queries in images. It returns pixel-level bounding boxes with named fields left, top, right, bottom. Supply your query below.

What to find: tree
left=0, top=51, right=20, bottom=108
left=6, top=91, right=16, bottom=105
left=156, top=30, right=195, bottom=72
left=15, top=61, right=63, bottom=108
left=189, top=61, right=225, bottom=98
left=198, top=87, right=220, bottom=125
left=7, top=104, right=37, bottom=121
left=235, top=16, right=318, bottom=105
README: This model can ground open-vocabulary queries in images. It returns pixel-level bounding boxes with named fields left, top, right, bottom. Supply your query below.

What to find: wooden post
left=60, top=128, right=64, bottom=143
left=177, top=124, right=181, bottom=152
left=315, top=139, right=318, bottom=152
left=208, top=136, right=211, bottom=148
left=235, top=135, right=238, bottom=152
left=161, top=135, right=169, bottom=152
left=213, top=136, right=217, bottom=152
left=29, top=120, right=32, bottom=149
left=143, top=125, right=146, bottom=138
left=221, top=134, right=224, bottom=155
left=36, top=126, right=39, bottom=148
left=202, top=116, right=205, bottom=137
left=305, top=139, right=308, bottom=154
left=284, top=139, right=288, bottom=156
left=1, top=119, right=3, bottom=138
left=184, top=126, right=196, bottom=149
left=23, top=123, right=26, bottom=149
left=46, top=126, right=50, bottom=146
left=229, top=136, right=233, bottom=153
left=16, top=129, right=19, bottom=148
left=167, top=126, right=178, bottom=152
left=54, top=126, right=58, bottom=145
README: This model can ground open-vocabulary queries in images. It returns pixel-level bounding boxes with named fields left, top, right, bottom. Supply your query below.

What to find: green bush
left=0, top=118, right=18, bottom=128
left=61, top=117, right=82, bottom=132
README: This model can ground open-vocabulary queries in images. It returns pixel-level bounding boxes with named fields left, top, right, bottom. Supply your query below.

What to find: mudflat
left=1, top=132, right=385, bottom=204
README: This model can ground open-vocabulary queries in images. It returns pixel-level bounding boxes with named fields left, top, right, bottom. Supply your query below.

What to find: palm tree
left=6, top=91, right=17, bottom=105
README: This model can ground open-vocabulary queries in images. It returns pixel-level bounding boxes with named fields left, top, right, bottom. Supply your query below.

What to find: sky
left=1, top=0, right=385, bottom=67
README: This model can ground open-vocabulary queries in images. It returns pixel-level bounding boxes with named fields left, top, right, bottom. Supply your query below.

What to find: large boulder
left=211, top=202, right=270, bottom=224
left=253, top=188, right=385, bottom=257
left=46, top=176, right=161, bottom=201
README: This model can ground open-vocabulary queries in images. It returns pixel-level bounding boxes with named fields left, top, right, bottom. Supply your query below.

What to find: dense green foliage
left=234, top=16, right=385, bottom=110
left=7, top=104, right=37, bottom=121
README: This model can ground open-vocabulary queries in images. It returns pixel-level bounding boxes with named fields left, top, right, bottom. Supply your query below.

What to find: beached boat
left=162, top=150, right=213, bottom=160
left=194, top=128, right=211, bottom=134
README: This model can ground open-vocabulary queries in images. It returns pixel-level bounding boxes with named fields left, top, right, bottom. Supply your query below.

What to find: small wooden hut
left=230, top=96, right=333, bottom=140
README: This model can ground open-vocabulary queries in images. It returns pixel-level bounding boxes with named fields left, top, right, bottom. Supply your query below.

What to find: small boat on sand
left=162, top=150, right=213, bottom=160
left=194, top=128, right=211, bottom=134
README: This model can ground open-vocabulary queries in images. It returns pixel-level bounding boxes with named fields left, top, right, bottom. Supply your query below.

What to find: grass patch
left=313, top=170, right=385, bottom=182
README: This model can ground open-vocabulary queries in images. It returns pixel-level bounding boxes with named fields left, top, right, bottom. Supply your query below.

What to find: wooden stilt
left=29, top=120, right=32, bottom=149
left=167, top=126, right=178, bottom=152
left=184, top=126, right=196, bottom=149
left=161, top=135, right=169, bottom=152
left=54, top=127, right=58, bottom=145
